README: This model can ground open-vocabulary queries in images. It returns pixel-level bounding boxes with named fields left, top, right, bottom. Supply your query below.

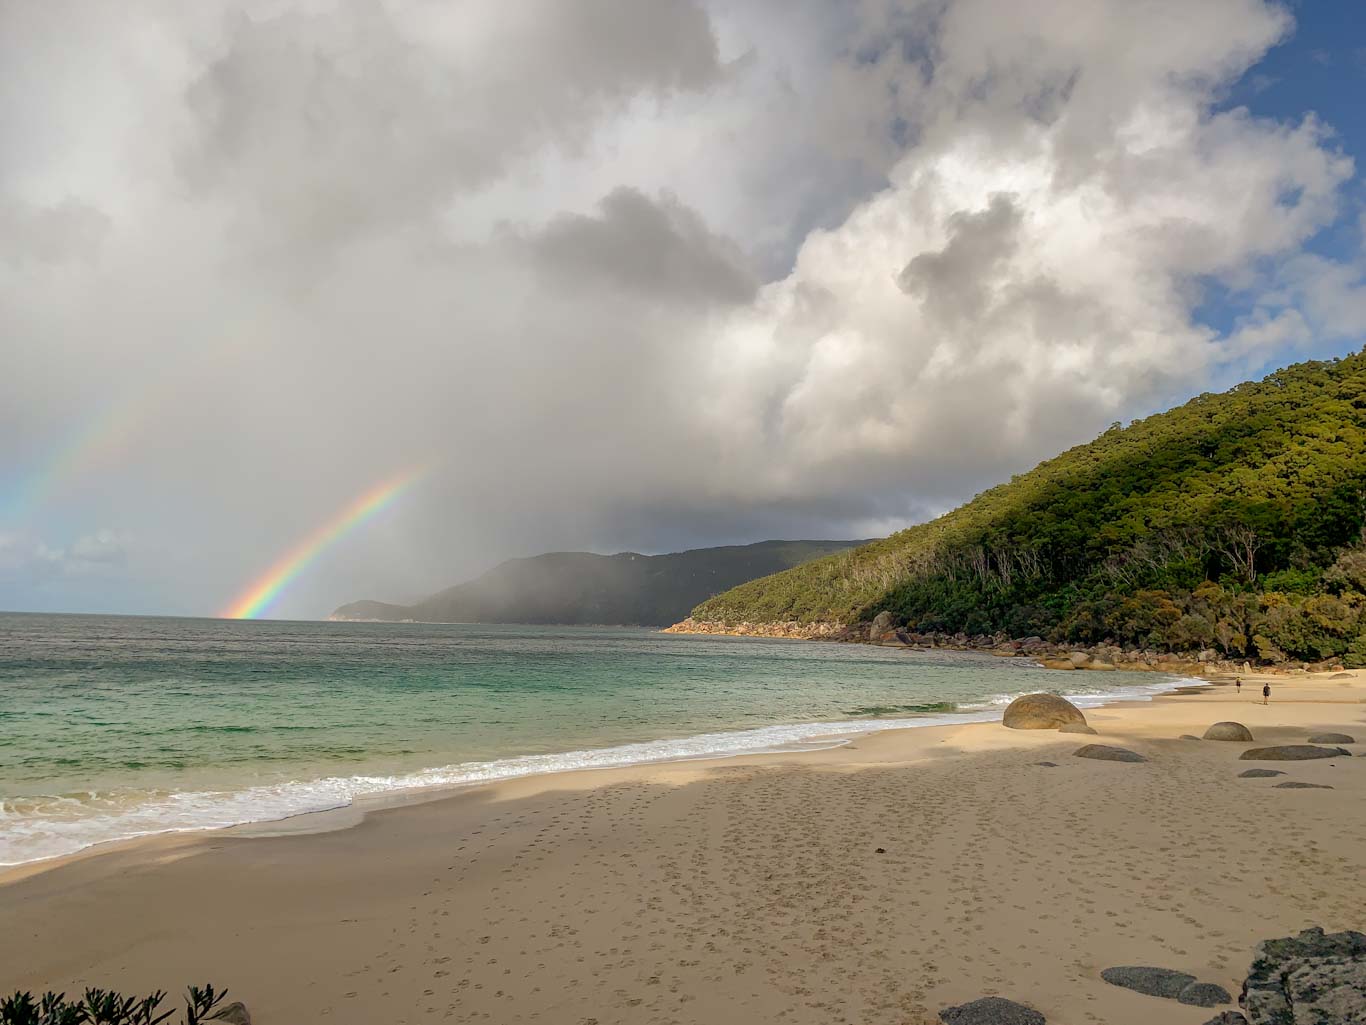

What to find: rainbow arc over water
left=222, top=469, right=423, bottom=619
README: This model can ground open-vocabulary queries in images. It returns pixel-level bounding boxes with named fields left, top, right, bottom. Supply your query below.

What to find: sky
left=3, top=0, right=1366, bottom=619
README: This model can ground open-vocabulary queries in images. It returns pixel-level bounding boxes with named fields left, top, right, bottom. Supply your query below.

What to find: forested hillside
left=333, top=540, right=863, bottom=626
left=687, top=352, right=1366, bottom=664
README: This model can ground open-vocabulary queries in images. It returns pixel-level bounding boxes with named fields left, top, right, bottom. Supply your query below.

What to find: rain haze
left=4, top=0, right=1366, bottom=618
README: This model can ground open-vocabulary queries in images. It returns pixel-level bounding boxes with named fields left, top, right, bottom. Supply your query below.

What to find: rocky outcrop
left=1273, top=781, right=1334, bottom=789
left=1202, top=1013, right=1247, bottom=1024
left=868, top=610, right=897, bottom=643
left=1240, top=926, right=1366, bottom=1024
left=1203, top=722, right=1255, bottom=741
left=1307, top=732, right=1356, bottom=744
left=1002, top=693, right=1087, bottom=730
left=215, top=1003, right=252, bottom=1025
left=1239, top=745, right=1351, bottom=760
left=1074, top=744, right=1147, bottom=763
left=665, top=618, right=1335, bottom=678
left=1238, top=769, right=1285, bottom=778
left=663, top=618, right=850, bottom=639
left=939, top=996, right=1046, bottom=1025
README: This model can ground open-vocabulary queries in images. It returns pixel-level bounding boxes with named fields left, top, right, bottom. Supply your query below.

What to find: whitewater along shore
left=2, top=672, right=1363, bottom=1025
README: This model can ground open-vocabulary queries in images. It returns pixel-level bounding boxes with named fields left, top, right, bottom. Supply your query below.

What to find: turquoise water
left=0, top=613, right=1190, bottom=865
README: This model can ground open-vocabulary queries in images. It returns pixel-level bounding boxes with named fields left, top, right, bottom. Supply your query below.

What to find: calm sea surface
left=0, top=613, right=1190, bottom=865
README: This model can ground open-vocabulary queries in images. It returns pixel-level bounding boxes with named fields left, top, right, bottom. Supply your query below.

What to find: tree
left=1211, top=524, right=1262, bottom=584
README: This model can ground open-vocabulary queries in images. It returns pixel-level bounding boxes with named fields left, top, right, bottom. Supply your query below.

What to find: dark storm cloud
left=527, top=188, right=757, bottom=304
left=181, top=0, right=722, bottom=254
left=897, top=193, right=1023, bottom=320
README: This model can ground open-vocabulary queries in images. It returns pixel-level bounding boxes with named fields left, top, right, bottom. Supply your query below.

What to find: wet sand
left=2, top=670, right=1363, bottom=1025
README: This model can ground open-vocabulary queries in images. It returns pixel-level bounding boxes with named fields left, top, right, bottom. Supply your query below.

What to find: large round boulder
left=1203, top=721, right=1254, bottom=742
left=1002, top=693, right=1087, bottom=730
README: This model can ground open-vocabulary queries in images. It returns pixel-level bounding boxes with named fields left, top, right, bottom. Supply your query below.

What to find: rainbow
left=221, top=469, right=423, bottom=620
left=4, top=340, right=230, bottom=524
left=4, top=394, right=149, bottom=524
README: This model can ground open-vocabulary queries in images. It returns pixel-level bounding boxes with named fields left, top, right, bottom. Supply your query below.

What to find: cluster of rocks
left=999, top=694, right=1149, bottom=761
left=868, top=617, right=1219, bottom=672
left=1188, top=722, right=1357, bottom=767
left=662, top=618, right=847, bottom=639
left=1101, top=965, right=1231, bottom=1007
left=938, top=927, right=1365, bottom=1024
left=670, top=614, right=1352, bottom=675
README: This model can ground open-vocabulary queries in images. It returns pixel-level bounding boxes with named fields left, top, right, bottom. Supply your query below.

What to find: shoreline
left=0, top=669, right=1204, bottom=877
left=2, top=669, right=1362, bottom=1024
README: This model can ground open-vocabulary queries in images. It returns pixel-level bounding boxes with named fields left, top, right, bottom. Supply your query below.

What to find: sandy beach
left=3, top=669, right=1363, bottom=1025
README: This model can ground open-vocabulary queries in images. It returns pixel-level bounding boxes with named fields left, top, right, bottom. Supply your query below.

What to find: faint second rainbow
left=221, top=468, right=424, bottom=620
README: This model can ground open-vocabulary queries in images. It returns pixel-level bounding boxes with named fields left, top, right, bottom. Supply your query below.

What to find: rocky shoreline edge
left=663, top=614, right=1349, bottom=677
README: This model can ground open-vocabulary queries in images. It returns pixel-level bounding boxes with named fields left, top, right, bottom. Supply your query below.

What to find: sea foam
left=0, top=674, right=1200, bottom=867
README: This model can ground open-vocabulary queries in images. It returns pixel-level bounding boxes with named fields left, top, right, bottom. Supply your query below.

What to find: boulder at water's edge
left=1002, top=693, right=1087, bottom=730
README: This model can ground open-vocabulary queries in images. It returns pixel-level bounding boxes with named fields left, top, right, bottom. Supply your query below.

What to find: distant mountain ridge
left=331, top=540, right=866, bottom=626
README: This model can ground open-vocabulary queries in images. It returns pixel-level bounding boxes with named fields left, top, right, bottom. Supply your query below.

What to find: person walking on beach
left=1262, top=682, right=1271, bottom=705
left=1235, top=677, right=1242, bottom=697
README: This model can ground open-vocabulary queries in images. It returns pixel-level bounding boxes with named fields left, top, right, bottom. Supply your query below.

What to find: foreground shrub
left=0, top=985, right=229, bottom=1025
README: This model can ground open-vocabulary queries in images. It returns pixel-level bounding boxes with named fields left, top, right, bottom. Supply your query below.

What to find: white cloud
left=0, top=529, right=130, bottom=584
left=1, top=0, right=1362, bottom=616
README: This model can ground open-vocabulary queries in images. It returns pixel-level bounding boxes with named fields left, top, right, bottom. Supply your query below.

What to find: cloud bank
left=1, top=0, right=1363, bottom=616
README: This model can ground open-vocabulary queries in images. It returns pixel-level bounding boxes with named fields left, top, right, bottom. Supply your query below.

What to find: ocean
left=0, top=613, right=1192, bottom=866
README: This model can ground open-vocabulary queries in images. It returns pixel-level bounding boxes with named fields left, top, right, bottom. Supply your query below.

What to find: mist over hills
left=685, top=353, right=1366, bottom=666
left=333, top=540, right=865, bottom=627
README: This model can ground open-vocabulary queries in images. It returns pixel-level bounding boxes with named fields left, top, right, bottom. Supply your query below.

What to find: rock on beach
left=1074, top=744, right=1147, bottom=763
left=1239, top=745, right=1350, bottom=760
left=939, top=996, right=1046, bottom=1025
left=1203, top=722, right=1254, bottom=741
left=1307, top=732, right=1355, bottom=744
left=1002, top=693, right=1087, bottom=730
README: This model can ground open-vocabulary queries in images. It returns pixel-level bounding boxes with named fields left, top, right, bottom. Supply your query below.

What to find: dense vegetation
left=691, top=352, right=1366, bottom=665
left=334, top=539, right=865, bottom=626
left=1, top=985, right=230, bottom=1025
